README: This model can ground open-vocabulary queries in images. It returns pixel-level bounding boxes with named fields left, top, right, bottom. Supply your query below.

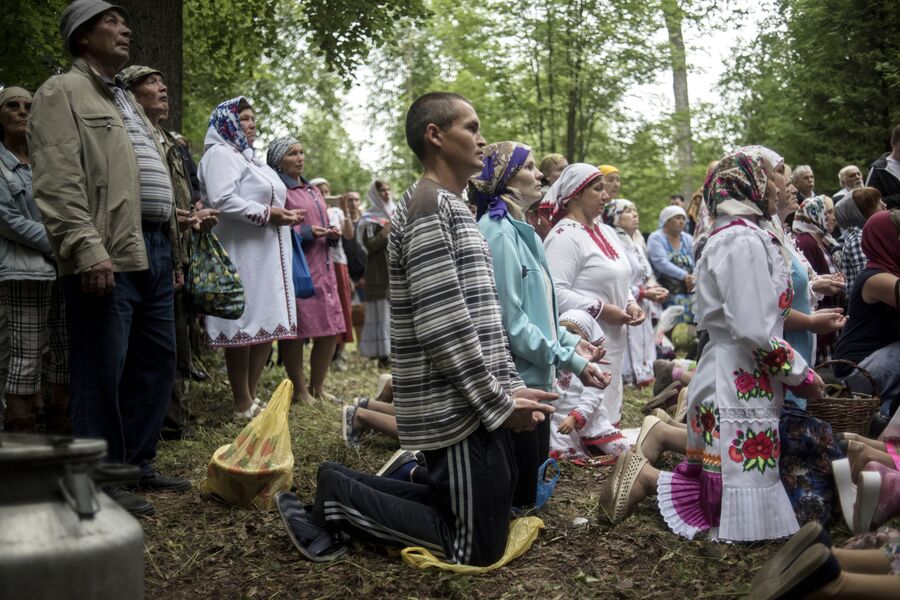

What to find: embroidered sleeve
left=570, top=409, right=587, bottom=430
left=751, top=336, right=808, bottom=386
left=245, top=205, right=270, bottom=227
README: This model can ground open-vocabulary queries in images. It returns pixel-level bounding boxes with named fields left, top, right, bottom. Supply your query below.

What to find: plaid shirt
left=841, top=226, right=866, bottom=291
left=389, top=179, right=523, bottom=451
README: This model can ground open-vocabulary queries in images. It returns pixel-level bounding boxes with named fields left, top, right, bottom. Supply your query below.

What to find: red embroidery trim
left=584, top=224, right=619, bottom=260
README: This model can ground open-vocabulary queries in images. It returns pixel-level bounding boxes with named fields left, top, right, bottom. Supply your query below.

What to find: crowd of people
left=2, top=1, right=900, bottom=597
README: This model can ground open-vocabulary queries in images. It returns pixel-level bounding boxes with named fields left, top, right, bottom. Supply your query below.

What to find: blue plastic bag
left=290, top=230, right=315, bottom=299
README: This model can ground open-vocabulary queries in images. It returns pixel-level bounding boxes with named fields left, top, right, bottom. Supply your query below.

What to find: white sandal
left=832, top=458, right=856, bottom=531
left=252, top=396, right=267, bottom=409
left=853, top=471, right=882, bottom=534
left=233, top=402, right=262, bottom=423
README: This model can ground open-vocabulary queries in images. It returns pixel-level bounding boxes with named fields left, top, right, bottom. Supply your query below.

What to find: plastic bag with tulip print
left=203, top=379, right=294, bottom=509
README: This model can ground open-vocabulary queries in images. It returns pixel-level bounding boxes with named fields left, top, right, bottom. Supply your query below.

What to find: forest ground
left=144, top=344, right=850, bottom=600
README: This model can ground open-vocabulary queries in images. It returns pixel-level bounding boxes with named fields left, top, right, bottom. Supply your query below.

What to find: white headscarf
left=658, top=205, right=687, bottom=229
left=559, top=309, right=605, bottom=345
left=356, top=181, right=395, bottom=254
left=538, top=163, right=603, bottom=224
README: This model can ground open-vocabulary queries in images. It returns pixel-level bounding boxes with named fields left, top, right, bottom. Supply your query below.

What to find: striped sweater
left=390, top=178, right=523, bottom=450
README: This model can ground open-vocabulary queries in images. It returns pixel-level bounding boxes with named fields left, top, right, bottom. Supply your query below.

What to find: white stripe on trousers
left=322, top=501, right=446, bottom=554
left=448, top=438, right=474, bottom=564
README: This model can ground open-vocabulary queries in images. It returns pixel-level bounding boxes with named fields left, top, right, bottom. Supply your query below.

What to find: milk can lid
left=0, top=434, right=107, bottom=465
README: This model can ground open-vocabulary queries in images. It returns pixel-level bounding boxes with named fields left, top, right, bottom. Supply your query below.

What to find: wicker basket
left=806, top=359, right=882, bottom=435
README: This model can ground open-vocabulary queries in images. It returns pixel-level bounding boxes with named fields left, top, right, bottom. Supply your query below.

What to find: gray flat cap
left=60, top=0, right=129, bottom=54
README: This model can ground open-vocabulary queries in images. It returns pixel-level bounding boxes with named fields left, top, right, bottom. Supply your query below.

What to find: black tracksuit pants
left=310, top=425, right=517, bottom=566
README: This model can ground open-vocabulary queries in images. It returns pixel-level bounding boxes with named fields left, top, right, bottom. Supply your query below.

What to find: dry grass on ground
left=144, top=346, right=840, bottom=599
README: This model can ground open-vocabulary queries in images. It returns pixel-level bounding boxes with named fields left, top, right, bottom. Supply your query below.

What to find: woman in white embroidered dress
left=198, top=97, right=303, bottom=420
left=599, top=149, right=826, bottom=543
left=602, top=199, right=668, bottom=387
left=542, top=164, right=646, bottom=456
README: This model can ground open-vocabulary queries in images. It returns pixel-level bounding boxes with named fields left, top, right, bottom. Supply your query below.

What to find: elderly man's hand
left=81, top=259, right=115, bottom=296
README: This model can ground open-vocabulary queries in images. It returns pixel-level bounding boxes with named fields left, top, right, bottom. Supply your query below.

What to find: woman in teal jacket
left=469, top=141, right=609, bottom=508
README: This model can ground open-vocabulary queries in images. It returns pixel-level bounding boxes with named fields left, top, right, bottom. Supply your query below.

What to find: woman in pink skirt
left=268, top=136, right=346, bottom=403
left=599, top=148, right=826, bottom=542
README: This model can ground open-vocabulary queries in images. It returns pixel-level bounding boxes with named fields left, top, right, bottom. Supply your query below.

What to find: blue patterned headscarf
left=206, top=97, right=252, bottom=153
left=467, top=142, right=532, bottom=220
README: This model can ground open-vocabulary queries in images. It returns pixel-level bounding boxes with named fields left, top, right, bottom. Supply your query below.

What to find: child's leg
left=354, top=407, right=398, bottom=439
left=366, top=399, right=395, bottom=415
left=833, top=548, right=893, bottom=575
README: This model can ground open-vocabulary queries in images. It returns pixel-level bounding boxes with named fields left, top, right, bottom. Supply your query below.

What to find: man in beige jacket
left=28, top=0, right=189, bottom=517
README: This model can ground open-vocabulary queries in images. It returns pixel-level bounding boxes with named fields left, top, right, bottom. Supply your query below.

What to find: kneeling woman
left=600, top=149, right=825, bottom=542
left=469, top=142, right=609, bottom=507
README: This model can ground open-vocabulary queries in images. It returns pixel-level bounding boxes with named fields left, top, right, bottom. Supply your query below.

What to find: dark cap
left=60, top=0, right=128, bottom=54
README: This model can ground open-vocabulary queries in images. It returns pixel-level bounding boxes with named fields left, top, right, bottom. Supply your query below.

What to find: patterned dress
left=282, top=177, right=346, bottom=339
left=657, top=217, right=809, bottom=542
left=198, top=140, right=297, bottom=346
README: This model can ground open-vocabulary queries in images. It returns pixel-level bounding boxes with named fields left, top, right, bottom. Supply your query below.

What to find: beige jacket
left=27, top=58, right=179, bottom=276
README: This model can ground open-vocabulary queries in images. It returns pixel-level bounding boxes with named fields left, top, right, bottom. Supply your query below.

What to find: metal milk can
left=0, top=434, right=144, bottom=599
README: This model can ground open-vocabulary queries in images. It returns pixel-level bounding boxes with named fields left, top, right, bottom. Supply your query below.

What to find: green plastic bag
left=187, top=232, right=245, bottom=319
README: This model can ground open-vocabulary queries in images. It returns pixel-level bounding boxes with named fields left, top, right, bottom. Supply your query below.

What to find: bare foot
left=293, top=392, right=314, bottom=406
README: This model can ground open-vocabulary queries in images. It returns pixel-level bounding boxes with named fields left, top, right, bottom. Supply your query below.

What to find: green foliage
left=0, top=0, right=68, bottom=91
left=296, top=109, right=373, bottom=193
left=721, top=0, right=900, bottom=189
left=300, top=0, right=430, bottom=79
left=365, top=0, right=724, bottom=229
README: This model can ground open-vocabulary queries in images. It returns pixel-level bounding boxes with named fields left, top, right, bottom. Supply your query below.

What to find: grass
left=143, top=346, right=837, bottom=599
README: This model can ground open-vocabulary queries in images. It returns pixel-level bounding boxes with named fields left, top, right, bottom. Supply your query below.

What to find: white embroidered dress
left=619, top=232, right=657, bottom=386
left=657, top=217, right=808, bottom=542
left=198, top=132, right=297, bottom=346
left=544, top=218, right=634, bottom=446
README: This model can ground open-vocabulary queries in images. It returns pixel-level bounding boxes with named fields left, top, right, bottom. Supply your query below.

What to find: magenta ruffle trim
left=657, top=460, right=723, bottom=539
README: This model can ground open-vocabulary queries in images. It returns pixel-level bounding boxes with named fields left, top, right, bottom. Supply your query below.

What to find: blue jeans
left=845, top=341, right=900, bottom=416
left=63, top=230, right=175, bottom=472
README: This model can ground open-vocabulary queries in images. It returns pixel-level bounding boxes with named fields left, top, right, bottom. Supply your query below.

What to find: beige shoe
left=634, top=415, right=662, bottom=463
left=651, top=408, right=686, bottom=429
left=375, top=374, right=392, bottom=401
left=598, top=450, right=648, bottom=524
left=672, top=387, right=690, bottom=423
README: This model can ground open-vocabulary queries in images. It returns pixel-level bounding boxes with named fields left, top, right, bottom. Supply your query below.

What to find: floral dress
left=664, top=236, right=696, bottom=324
left=657, top=218, right=810, bottom=542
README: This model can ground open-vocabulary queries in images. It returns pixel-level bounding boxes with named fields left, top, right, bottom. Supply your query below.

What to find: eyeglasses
left=3, top=101, right=31, bottom=112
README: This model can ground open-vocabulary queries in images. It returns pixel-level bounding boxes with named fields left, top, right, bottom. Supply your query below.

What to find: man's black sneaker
left=135, top=470, right=192, bottom=493
left=104, top=486, right=155, bottom=517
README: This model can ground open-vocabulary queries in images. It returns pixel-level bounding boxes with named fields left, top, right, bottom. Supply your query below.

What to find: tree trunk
left=662, top=0, right=694, bottom=198
left=117, top=0, right=183, bottom=131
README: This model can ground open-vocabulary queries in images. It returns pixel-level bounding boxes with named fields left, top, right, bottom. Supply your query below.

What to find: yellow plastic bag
left=202, top=379, right=294, bottom=509
left=401, top=516, right=544, bottom=574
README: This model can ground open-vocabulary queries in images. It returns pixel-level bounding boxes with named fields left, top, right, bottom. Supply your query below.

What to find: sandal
left=832, top=458, right=856, bottom=531
left=252, top=397, right=267, bottom=409
left=853, top=470, right=882, bottom=534
left=750, top=521, right=832, bottom=590
left=598, top=450, right=647, bottom=524
left=641, top=381, right=682, bottom=415
left=748, top=544, right=840, bottom=600
left=233, top=403, right=262, bottom=423
left=275, top=492, right=347, bottom=563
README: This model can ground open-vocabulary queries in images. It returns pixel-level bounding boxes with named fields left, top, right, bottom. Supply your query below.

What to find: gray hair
left=838, top=164, right=860, bottom=186
left=791, top=165, right=813, bottom=184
